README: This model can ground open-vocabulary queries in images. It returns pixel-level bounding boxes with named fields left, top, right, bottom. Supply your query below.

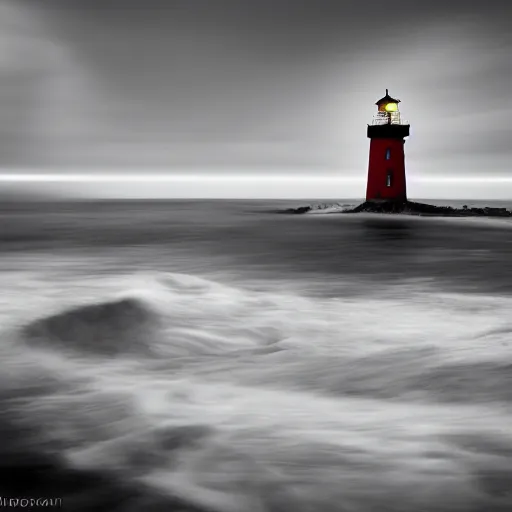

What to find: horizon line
left=0, top=174, right=512, bottom=183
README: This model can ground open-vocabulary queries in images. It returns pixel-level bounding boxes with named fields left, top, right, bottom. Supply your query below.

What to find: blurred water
left=1, top=199, right=512, bottom=511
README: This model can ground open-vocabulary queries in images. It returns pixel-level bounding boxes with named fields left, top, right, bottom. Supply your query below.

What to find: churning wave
left=2, top=272, right=512, bottom=511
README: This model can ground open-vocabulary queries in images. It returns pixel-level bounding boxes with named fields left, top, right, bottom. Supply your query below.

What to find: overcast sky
left=0, top=0, right=511, bottom=198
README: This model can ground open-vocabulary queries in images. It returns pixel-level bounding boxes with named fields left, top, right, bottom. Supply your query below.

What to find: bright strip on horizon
left=0, top=174, right=360, bottom=182
left=0, top=174, right=512, bottom=183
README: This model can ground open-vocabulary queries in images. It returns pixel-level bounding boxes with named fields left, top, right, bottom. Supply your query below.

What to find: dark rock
left=344, top=201, right=512, bottom=217
left=281, top=200, right=512, bottom=218
left=279, top=206, right=312, bottom=214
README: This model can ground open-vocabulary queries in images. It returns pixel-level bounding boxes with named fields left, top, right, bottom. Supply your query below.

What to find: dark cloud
left=0, top=0, right=511, bottom=180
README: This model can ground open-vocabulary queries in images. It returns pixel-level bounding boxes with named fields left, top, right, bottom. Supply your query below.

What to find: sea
left=1, top=198, right=512, bottom=511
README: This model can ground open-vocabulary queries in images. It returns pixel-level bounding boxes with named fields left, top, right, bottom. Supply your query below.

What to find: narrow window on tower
left=386, top=171, right=393, bottom=187
left=385, top=148, right=391, bottom=160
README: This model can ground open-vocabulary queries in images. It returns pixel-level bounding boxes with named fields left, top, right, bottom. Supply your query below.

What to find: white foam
left=2, top=272, right=512, bottom=511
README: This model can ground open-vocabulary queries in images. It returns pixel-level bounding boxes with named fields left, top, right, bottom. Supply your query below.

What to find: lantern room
left=376, top=89, right=400, bottom=113
left=372, top=89, right=405, bottom=126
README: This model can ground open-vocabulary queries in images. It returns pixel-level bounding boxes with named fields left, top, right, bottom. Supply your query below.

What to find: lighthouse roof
left=375, top=89, right=401, bottom=105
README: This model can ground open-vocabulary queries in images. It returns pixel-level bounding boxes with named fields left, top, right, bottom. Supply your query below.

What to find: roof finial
left=386, top=88, right=389, bottom=95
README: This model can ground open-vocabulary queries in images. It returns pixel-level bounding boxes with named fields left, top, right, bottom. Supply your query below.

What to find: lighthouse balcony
left=371, top=112, right=409, bottom=126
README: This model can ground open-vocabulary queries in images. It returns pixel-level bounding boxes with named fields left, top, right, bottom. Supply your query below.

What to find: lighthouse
left=366, top=90, right=410, bottom=202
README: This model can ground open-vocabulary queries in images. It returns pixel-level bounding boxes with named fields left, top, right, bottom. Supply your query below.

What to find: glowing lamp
left=385, top=103, right=398, bottom=112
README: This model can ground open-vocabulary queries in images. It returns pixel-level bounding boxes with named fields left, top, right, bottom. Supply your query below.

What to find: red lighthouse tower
left=366, top=90, right=410, bottom=202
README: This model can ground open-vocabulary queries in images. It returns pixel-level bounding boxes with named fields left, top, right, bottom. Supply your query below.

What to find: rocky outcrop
left=282, top=200, right=512, bottom=217
left=346, top=201, right=512, bottom=217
